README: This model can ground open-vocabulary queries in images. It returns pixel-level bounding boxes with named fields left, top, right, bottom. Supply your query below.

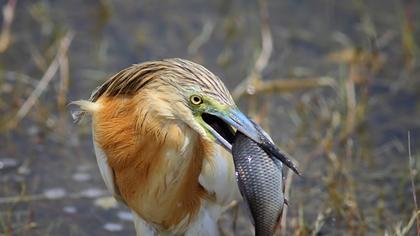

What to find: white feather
left=199, top=145, right=241, bottom=205
left=132, top=211, right=158, bottom=236
left=92, top=128, right=120, bottom=199
left=184, top=205, right=220, bottom=236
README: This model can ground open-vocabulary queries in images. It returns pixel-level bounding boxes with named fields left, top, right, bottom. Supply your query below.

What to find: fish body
left=232, top=131, right=284, bottom=236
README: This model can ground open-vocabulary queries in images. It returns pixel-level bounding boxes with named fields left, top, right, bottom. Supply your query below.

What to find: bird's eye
left=190, top=95, right=203, bottom=105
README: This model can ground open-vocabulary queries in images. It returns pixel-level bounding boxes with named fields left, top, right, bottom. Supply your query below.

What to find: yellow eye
left=190, top=95, right=203, bottom=105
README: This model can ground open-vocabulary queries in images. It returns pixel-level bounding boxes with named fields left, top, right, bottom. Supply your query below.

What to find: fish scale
left=232, top=131, right=284, bottom=236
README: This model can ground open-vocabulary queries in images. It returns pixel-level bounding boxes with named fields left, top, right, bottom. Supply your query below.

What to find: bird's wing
left=92, top=131, right=125, bottom=203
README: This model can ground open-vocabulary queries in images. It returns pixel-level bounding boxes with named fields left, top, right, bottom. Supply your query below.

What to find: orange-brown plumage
left=93, top=94, right=213, bottom=229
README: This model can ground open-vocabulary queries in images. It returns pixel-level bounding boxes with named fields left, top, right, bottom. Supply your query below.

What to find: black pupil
left=193, top=97, right=200, bottom=103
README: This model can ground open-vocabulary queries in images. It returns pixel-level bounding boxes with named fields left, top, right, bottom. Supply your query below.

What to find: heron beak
left=204, top=108, right=300, bottom=175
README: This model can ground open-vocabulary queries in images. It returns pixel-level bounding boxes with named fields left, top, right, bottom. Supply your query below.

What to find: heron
left=73, top=58, right=291, bottom=235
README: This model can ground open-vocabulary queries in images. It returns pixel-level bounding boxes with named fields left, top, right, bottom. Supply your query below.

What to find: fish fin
left=272, top=158, right=283, bottom=171
left=240, top=200, right=255, bottom=226
left=273, top=208, right=284, bottom=234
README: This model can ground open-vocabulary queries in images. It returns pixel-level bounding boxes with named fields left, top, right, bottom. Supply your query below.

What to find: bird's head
left=132, top=59, right=259, bottom=152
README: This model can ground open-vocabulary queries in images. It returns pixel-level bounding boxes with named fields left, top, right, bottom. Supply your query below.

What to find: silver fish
left=232, top=131, right=285, bottom=236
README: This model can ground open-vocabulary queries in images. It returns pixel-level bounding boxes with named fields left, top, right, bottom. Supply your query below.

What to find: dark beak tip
left=231, top=113, right=302, bottom=176
left=287, top=163, right=301, bottom=176
left=259, top=141, right=301, bottom=176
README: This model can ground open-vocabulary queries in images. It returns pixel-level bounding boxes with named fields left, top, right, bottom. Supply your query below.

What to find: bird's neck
left=94, top=96, right=212, bottom=229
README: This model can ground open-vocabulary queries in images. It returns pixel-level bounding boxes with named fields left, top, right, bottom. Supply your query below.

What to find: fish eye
left=190, top=95, right=203, bottom=105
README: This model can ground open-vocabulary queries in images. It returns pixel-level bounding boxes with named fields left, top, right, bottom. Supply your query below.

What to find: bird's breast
left=93, top=97, right=211, bottom=230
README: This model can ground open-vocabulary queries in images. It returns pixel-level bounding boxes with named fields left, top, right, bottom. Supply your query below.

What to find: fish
left=232, top=131, right=285, bottom=236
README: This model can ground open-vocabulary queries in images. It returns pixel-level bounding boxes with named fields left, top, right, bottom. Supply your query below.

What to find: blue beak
left=205, top=108, right=300, bottom=175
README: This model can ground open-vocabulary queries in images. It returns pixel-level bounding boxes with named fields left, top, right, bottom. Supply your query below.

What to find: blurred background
left=0, top=0, right=419, bottom=235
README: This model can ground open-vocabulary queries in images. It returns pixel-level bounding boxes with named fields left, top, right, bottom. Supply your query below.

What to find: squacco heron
left=73, top=58, right=292, bottom=235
